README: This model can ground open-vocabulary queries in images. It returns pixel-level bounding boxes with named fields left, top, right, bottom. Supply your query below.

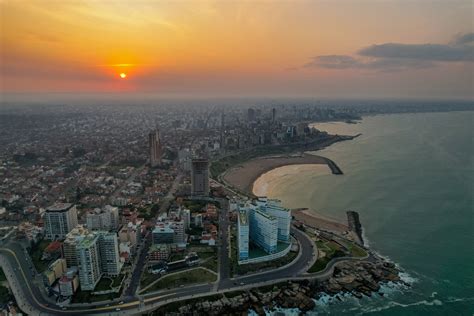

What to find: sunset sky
left=1, top=0, right=473, bottom=98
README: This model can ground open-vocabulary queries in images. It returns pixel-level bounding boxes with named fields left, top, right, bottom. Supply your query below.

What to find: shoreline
left=222, top=152, right=345, bottom=198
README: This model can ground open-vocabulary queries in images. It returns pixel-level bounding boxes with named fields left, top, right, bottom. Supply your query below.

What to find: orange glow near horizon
left=0, top=1, right=472, bottom=97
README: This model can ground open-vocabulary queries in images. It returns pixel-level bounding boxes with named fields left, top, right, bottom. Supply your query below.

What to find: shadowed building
left=149, top=129, right=163, bottom=167
left=191, top=158, right=210, bottom=196
left=44, top=203, right=78, bottom=240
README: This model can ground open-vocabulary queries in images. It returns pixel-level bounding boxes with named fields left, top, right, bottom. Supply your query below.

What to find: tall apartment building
left=256, top=198, right=291, bottom=242
left=191, top=159, right=210, bottom=196
left=68, top=229, right=122, bottom=290
left=97, top=232, right=122, bottom=277
left=170, top=220, right=186, bottom=245
left=152, top=225, right=174, bottom=244
left=76, top=234, right=102, bottom=291
left=248, top=208, right=278, bottom=254
left=44, top=203, right=78, bottom=240
left=237, top=210, right=249, bottom=260
left=149, top=129, right=163, bottom=167
left=86, top=205, right=119, bottom=231
left=63, top=226, right=89, bottom=268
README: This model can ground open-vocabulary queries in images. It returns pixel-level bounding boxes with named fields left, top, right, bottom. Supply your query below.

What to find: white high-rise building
left=76, top=234, right=102, bottom=291
left=72, top=230, right=122, bottom=290
left=44, top=203, right=78, bottom=240
left=256, top=198, right=291, bottom=242
left=86, top=205, right=119, bottom=231
left=237, top=210, right=249, bottom=260
left=248, top=207, right=278, bottom=254
left=63, top=225, right=89, bottom=268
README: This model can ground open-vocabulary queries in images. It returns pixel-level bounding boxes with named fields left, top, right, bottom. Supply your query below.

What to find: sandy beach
left=222, top=153, right=340, bottom=196
left=292, top=208, right=349, bottom=233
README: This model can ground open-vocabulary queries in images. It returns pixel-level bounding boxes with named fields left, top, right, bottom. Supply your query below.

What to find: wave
left=356, top=299, right=443, bottom=315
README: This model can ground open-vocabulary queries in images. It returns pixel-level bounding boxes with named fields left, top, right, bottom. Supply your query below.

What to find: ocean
left=252, top=111, right=474, bottom=315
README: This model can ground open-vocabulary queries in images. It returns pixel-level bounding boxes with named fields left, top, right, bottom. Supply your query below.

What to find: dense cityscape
left=0, top=99, right=471, bottom=315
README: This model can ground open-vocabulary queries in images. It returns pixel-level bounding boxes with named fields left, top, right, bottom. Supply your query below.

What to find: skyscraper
left=76, top=234, right=101, bottom=291
left=191, top=158, right=210, bottom=196
left=97, top=232, right=122, bottom=277
left=44, top=203, right=78, bottom=240
left=248, top=208, right=278, bottom=254
left=149, top=129, right=163, bottom=167
left=256, top=198, right=291, bottom=242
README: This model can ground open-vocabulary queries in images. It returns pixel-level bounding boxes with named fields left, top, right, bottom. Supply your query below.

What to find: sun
left=119, top=73, right=127, bottom=79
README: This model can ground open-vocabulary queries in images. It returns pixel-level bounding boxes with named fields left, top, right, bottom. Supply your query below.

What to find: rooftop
left=238, top=209, right=248, bottom=225
left=46, top=203, right=73, bottom=212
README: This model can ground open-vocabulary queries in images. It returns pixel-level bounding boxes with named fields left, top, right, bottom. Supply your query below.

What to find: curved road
left=0, top=223, right=317, bottom=316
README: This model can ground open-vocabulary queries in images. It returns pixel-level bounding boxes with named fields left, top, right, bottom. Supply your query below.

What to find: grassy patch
left=0, top=268, right=6, bottom=282
left=71, top=290, right=118, bottom=304
left=144, top=268, right=216, bottom=293
left=0, top=286, right=11, bottom=304
left=95, top=277, right=112, bottom=291
left=140, top=270, right=160, bottom=289
left=348, top=244, right=367, bottom=257
left=111, top=274, right=125, bottom=287
left=309, top=239, right=346, bottom=273
left=30, top=240, right=51, bottom=273
left=308, top=257, right=331, bottom=273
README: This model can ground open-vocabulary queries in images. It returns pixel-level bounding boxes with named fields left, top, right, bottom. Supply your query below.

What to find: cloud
left=358, top=43, right=473, bottom=62
left=455, top=32, right=474, bottom=45
left=307, top=33, right=474, bottom=71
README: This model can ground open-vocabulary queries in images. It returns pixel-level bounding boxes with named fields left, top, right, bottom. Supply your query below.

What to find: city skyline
left=1, top=1, right=473, bottom=99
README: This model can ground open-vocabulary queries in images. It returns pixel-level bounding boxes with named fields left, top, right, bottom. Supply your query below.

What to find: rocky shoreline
left=158, top=258, right=405, bottom=315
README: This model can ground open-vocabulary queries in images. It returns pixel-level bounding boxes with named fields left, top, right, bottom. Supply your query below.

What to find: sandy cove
left=221, top=153, right=342, bottom=197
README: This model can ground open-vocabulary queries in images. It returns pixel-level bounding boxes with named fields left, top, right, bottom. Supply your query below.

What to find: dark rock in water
left=346, top=210, right=364, bottom=245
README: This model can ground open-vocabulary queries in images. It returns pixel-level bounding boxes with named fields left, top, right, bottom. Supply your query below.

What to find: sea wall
left=346, top=211, right=364, bottom=245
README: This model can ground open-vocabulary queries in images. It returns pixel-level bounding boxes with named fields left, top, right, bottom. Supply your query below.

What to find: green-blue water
left=257, top=112, right=474, bottom=315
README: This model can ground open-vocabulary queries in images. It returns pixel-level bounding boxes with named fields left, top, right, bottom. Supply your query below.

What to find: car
left=119, top=301, right=124, bottom=305
left=61, top=307, right=67, bottom=310
left=115, top=308, right=121, bottom=311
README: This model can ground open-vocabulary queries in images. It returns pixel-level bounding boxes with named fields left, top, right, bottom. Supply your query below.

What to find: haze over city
left=0, top=1, right=473, bottom=316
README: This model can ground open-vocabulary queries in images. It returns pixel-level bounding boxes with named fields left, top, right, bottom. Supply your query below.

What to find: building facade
left=237, top=210, right=249, bottom=260
left=152, top=226, right=174, bottom=244
left=97, top=232, right=122, bottom=277
left=44, top=203, right=78, bottom=240
left=256, top=198, right=291, bottom=242
left=191, top=159, right=210, bottom=196
left=76, top=234, right=102, bottom=291
left=248, top=208, right=278, bottom=254
left=86, top=205, right=119, bottom=231
left=149, top=129, right=163, bottom=167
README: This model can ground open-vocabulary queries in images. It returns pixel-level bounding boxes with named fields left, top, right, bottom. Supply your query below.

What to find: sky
left=1, top=0, right=473, bottom=99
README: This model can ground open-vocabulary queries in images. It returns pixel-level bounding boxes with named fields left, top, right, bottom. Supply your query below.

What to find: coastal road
left=217, top=226, right=315, bottom=290
left=0, top=224, right=360, bottom=316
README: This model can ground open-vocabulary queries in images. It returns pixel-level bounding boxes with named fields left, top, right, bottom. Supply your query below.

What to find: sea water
left=253, top=111, right=474, bottom=315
